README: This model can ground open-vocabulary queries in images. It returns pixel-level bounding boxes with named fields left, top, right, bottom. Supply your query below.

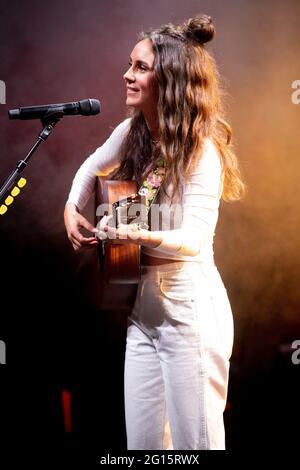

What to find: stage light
left=11, top=186, right=20, bottom=196
left=0, top=205, right=7, bottom=215
left=5, top=195, right=14, bottom=205
left=17, top=177, right=26, bottom=188
left=0, top=177, right=27, bottom=215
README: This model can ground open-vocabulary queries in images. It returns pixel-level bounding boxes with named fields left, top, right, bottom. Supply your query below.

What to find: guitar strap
left=137, top=157, right=166, bottom=229
left=112, top=158, right=166, bottom=231
left=138, top=157, right=165, bottom=207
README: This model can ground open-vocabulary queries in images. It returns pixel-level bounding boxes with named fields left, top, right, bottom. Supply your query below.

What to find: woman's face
left=123, top=38, right=158, bottom=116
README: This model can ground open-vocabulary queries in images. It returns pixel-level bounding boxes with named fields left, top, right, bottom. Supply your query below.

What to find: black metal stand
left=0, top=116, right=61, bottom=205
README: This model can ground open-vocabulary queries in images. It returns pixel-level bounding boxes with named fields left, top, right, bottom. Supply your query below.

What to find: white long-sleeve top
left=66, top=118, right=223, bottom=263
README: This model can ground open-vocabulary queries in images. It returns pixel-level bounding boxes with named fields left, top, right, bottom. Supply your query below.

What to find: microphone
left=8, top=99, right=101, bottom=120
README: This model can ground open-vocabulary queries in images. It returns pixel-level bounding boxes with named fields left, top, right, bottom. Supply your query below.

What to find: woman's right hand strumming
left=64, top=203, right=98, bottom=251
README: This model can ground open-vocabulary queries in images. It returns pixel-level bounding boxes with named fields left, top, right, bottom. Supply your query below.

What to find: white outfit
left=67, top=118, right=234, bottom=450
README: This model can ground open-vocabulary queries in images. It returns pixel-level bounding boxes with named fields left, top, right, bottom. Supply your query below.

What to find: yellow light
left=5, top=195, right=14, bottom=205
left=0, top=205, right=8, bottom=215
left=18, top=177, right=27, bottom=188
left=11, top=186, right=20, bottom=197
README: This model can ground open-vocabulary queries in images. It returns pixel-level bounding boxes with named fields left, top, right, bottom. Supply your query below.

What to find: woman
left=64, top=14, right=245, bottom=450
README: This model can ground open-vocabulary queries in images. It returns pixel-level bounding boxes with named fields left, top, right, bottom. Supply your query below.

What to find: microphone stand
left=0, top=113, right=62, bottom=206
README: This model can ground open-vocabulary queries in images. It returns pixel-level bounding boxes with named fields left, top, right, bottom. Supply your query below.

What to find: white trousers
left=124, top=261, right=234, bottom=450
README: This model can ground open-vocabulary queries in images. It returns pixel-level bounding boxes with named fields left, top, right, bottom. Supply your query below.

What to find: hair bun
left=184, top=15, right=215, bottom=44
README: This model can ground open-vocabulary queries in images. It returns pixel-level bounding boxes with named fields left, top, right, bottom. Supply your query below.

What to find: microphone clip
left=40, top=115, right=61, bottom=141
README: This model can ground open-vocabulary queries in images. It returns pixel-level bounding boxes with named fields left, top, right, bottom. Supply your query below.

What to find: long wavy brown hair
left=112, top=15, right=245, bottom=202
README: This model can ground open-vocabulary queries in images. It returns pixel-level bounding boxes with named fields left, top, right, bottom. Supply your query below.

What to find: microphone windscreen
left=79, top=99, right=101, bottom=116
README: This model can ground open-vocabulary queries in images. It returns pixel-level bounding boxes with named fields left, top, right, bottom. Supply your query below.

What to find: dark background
left=0, top=0, right=300, bottom=461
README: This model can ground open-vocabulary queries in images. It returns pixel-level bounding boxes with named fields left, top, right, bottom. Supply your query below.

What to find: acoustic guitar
left=95, top=178, right=141, bottom=285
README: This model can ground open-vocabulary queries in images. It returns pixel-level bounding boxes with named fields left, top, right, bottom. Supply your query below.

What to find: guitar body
left=96, top=179, right=140, bottom=285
